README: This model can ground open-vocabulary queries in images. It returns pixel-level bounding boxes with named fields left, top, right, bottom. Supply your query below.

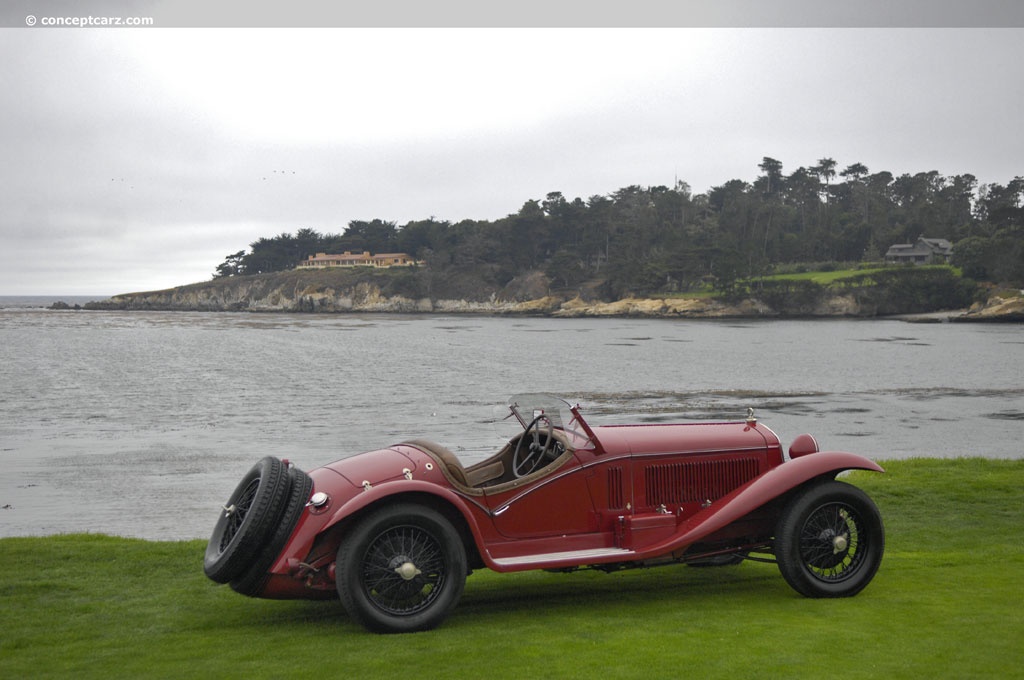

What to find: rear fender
left=648, top=451, right=883, bottom=554
left=270, top=479, right=490, bottom=577
left=324, top=479, right=490, bottom=550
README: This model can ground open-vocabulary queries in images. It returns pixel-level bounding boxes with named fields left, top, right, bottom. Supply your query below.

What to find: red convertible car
left=204, top=395, right=884, bottom=633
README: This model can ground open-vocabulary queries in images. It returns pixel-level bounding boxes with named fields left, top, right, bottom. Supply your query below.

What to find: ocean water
left=1, top=306, right=1021, bottom=540
left=0, top=295, right=105, bottom=310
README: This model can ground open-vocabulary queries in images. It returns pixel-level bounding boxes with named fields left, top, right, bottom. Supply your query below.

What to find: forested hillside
left=214, top=158, right=1024, bottom=297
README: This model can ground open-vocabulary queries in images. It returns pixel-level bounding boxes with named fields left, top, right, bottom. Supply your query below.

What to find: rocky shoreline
left=77, top=272, right=1024, bottom=321
left=955, top=294, right=1024, bottom=322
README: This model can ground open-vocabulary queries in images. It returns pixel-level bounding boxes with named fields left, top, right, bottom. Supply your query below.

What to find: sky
left=1, top=1, right=1023, bottom=296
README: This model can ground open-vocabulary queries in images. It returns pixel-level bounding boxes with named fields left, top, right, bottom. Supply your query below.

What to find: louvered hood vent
left=644, top=457, right=760, bottom=506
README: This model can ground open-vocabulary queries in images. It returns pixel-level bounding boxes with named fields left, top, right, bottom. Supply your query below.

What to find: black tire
left=336, top=503, right=467, bottom=634
left=774, top=480, right=884, bottom=598
left=203, top=456, right=292, bottom=584
left=230, top=466, right=314, bottom=596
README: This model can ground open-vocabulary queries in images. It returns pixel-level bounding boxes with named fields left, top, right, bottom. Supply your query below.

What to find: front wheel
left=774, top=481, right=884, bottom=598
left=336, top=503, right=467, bottom=633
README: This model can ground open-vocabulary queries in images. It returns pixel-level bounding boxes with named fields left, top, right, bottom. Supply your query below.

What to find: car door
left=482, top=452, right=598, bottom=539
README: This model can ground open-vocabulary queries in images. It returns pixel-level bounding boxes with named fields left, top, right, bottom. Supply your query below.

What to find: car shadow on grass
left=455, top=562, right=786, bottom=618
left=198, top=562, right=789, bottom=633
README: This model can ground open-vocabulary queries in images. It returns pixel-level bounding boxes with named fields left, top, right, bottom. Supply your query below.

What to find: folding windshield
left=507, top=394, right=596, bottom=449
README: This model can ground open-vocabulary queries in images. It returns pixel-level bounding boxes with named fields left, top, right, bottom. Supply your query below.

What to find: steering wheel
left=512, top=414, right=558, bottom=478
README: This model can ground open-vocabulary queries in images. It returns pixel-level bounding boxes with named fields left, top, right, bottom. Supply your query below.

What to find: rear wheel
left=203, top=457, right=291, bottom=584
left=774, top=481, right=884, bottom=598
left=336, top=503, right=467, bottom=634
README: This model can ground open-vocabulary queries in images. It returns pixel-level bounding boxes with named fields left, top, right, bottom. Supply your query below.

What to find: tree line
left=214, top=158, right=1024, bottom=296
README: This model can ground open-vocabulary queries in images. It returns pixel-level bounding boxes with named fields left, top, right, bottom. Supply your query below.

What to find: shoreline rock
left=85, top=288, right=983, bottom=320
left=954, top=295, right=1024, bottom=322
left=82, top=271, right=1022, bottom=321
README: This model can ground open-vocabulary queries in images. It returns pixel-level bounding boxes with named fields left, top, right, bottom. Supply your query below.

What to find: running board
left=491, top=547, right=635, bottom=568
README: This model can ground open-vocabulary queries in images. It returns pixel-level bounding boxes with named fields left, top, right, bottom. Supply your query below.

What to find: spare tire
left=230, top=466, right=313, bottom=596
left=204, top=456, right=292, bottom=584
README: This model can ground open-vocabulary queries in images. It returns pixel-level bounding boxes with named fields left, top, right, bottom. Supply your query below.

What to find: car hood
left=592, top=421, right=777, bottom=457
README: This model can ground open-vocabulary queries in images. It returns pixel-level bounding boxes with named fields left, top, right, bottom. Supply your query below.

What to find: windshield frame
left=506, top=394, right=596, bottom=450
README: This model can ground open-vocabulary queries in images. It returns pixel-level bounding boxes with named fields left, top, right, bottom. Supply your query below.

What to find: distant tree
left=707, top=179, right=754, bottom=263
left=213, top=250, right=246, bottom=278
left=953, top=235, right=993, bottom=280
left=863, top=171, right=897, bottom=249
left=955, top=228, right=1024, bottom=285
left=979, top=178, right=1024, bottom=229
left=338, top=219, right=399, bottom=253
left=501, top=199, right=551, bottom=269
left=757, top=157, right=784, bottom=197
left=754, top=158, right=787, bottom=258
left=783, top=167, right=820, bottom=236
left=938, top=174, right=979, bottom=240
left=242, top=232, right=305, bottom=274
left=294, top=227, right=322, bottom=261
left=840, top=163, right=869, bottom=182
left=397, top=218, right=451, bottom=258
left=813, top=157, right=837, bottom=187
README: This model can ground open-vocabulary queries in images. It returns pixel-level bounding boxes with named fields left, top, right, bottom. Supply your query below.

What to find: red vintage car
left=204, top=395, right=884, bottom=633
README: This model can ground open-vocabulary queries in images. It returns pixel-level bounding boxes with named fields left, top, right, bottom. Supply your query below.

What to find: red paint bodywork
left=255, top=399, right=882, bottom=599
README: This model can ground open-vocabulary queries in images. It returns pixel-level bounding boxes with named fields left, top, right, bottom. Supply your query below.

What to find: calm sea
left=1, top=303, right=1021, bottom=540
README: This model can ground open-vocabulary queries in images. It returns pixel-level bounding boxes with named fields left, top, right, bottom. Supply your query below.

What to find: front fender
left=644, top=451, right=883, bottom=555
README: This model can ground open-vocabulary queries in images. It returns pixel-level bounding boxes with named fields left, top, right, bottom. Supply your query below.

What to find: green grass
left=2, top=459, right=1022, bottom=679
left=664, top=265, right=962, bottom=300
left=758, top=266, right=888, bottom=284
left=663, top=287, right=718, bottom=299
left=667, top=267, right=892, bottom=298
left=758, top=264, right=961, bottom=286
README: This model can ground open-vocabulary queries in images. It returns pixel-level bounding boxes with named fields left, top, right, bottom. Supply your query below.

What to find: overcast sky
left=2, top=3, right=1022, bottom=295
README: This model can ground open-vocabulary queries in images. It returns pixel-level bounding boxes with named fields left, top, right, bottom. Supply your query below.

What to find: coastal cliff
left=85, top=269, right=563, bottom=314
left=957, top=294, right=1024, bottom=321
left=81, top=267, right=1013, bottom=319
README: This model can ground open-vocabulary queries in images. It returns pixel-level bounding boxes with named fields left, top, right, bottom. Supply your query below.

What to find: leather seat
left=402, top=439, right=470, bottom=487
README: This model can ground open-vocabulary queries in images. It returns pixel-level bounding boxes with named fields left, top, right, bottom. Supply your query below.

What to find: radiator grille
left=607, top=466, right=625, bottom=509
left=644, top=457, right=760, bottom=506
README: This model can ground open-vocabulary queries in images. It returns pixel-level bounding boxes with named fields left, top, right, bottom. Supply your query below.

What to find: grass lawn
left=2, top=459, right=1021, bottom=679
left=757, top=264, right=961, bottom=286
left=664, top=265, right=960, bottom=299
left=758, top=267, right=889, bottom=284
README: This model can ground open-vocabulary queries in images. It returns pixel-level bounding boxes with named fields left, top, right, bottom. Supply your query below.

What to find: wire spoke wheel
left=361, top=525, right=447, bottom=615
left=798, top=502, right=866, bottom=581
left=219, top=479, right=259, bottom=552
left=775, top=481, right=884, bottom=598
left=337, top=503, right=467, bottom=633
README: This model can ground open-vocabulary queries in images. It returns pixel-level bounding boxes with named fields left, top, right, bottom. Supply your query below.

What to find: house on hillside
left=884, top=237, right=954, bottom=265
left=297, top=251, right=421, bottom=269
